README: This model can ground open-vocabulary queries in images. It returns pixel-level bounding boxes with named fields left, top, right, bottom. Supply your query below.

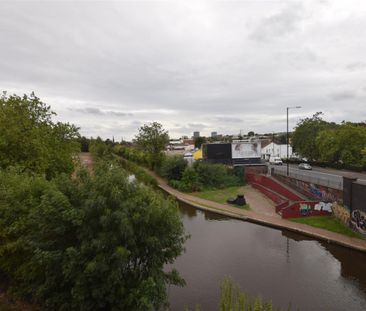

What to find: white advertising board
left=231, top=142, right=261, bottom=159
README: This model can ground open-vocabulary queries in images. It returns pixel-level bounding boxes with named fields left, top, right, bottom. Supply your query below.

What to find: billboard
left=203, top=143, right=232, bottom=160
left=231, top=142, right=261, bottom=159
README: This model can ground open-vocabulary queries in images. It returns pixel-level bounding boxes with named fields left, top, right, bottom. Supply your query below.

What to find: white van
left=269, top=156, right=283, bottom=165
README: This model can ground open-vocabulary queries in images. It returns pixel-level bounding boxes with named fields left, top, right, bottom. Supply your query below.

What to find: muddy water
left=168, top=203, right=366, bottom=311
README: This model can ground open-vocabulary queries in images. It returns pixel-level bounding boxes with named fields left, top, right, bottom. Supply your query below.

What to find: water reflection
left=178, top=203, right=229, bottom=222
left=170, top=200, right=366, bottom=311
left=282, top=230, right=366, bottom=294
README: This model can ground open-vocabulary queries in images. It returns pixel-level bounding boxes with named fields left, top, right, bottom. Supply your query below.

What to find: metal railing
left=271, top=166, right=343, bottom=190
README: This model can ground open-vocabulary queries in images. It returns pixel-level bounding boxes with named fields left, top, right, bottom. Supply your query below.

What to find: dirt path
left=79, top=152, right=94, bottom=172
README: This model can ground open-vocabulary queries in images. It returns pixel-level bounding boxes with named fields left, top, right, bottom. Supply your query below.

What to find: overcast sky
left=1, top=0, right=366, bottom=140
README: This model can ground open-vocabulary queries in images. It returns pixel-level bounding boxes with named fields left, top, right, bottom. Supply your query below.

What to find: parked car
left=298, top=163, right=312, bottom=170
left=269, top=157, right=283, bottom=165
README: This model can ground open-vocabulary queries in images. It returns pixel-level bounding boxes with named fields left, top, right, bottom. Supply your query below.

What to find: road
left=269, top=163, right=366, bottom=180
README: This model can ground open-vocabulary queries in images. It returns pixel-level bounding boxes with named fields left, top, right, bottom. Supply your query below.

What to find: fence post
left=343, top=176, right=357, bottom=211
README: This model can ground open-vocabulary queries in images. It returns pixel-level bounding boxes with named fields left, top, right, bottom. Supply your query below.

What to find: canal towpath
left=79, top=153, right=366, bottom=253
left=147, top=169, right=366, bottom=253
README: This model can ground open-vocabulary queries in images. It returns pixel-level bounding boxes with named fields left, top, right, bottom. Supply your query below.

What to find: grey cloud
left=0, top=1, right=366, bottom=140
left=187, top=123, right=207, bottom=129
left=346, top=62, right=366, bottom=71
left=214, top=117, right=243, bottom=123
left=70, top=107, right=133, bottom=117
left=330, top=91, right=357, bottom=101
left=250, top=3, right=305, bottom=41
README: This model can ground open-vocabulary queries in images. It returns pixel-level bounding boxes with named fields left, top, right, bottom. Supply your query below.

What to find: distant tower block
left=193, top=131, right=200, bottom=138
left=211, top=131, right=217, bottom=138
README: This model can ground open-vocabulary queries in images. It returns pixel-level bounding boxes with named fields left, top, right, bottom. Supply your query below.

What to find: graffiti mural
left=350, top=210, right=366, bottom=236
left=281, top=201, right=333, bottom=218
left=299, top=203, right=311, bottom=216
left=314, top=202, right=333, bottom=212
left=275, top=175, right=342, bottom=203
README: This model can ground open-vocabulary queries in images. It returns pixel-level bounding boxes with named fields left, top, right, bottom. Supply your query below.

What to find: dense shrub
left=114, top=144, right=149, bottom=167
left=0, top=163, right=186, bottom=310
left=177, top=167, right=202, bottom=192
left=160, top=155, right=187, bottom=181
left=115, top=156, right=158, bottom=187
left=193, top=162, right=241, bottom=189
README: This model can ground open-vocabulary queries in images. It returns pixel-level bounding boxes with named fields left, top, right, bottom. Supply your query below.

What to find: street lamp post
left=286, top=106, right=301, bottom=176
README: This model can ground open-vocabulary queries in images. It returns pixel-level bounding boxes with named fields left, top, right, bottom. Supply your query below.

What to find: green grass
left=289, top=216, right=365, bottom=240
left=190, top=186, right=250, bottom=210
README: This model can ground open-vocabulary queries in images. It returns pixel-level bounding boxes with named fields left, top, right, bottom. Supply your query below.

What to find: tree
left=0, top=92, right=79, bottom=178
left=273, top=133, right=287, bottom=145
left=0, top=162, right=186, bottom=310
left=247, top=131, right=255, bottom=137
left=79, top=136, right=90, bottom=152
left=291, top=112, right=332, bottom=160
left=316, top=123, right=366, bottom=166
left=135, top=122, right=169, bottom=169
left=160, top=155, right=187, bottom=181
left=194, top=136, right=206, bottom=149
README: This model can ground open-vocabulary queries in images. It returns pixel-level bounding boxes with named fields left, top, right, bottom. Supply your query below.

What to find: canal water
left=168, top=202, right=366, bottom=311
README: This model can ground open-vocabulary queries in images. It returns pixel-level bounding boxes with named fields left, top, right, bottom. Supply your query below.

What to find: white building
left=261, top=142, right=293, bottom=160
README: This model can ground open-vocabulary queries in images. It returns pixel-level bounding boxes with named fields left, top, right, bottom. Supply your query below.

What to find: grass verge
left=289, top=216, right=365, bottom=240
left=190, top=186, right=250, bottom=210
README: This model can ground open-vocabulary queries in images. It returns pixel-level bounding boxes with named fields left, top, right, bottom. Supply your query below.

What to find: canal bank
left=169, top=202, right=366, bottom=311
left=150, top=172, right=366, bottom=253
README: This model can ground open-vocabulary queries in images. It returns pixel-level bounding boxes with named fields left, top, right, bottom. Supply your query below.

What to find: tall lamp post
left=286, top=106, right=301, bottom=176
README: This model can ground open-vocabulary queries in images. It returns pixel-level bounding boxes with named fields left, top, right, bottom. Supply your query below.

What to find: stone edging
left=159, top=185, right=366, bottom=254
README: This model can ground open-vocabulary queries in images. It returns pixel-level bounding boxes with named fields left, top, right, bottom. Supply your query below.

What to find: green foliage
left=233, top=166, right=246, bottom=184
left=316, top=123, right=366, bottom=166
left=177, top=166, right=202, bottom=192
left=171, top=162, right=243, bottom=193
left=191, top=186, right=250, bottom=210
left=0, top=164, right=186, bottom=310
left=89, top=137, right=114, bottom=160
left=115, top=156, right=158, bottom=187
left=362, top=147, right=366, bottom=165
left=79, top=136, right=90, bottom=152
left=0, top=92, right=80, bottom=178
left=219, top=277, right=278, bottom=311
left=194, top=136, right=207, bottom=149
left=114, top=144, right=149, bottom=167
left=289, top=216, right=365, bottom=239
left=160, top=155, right=187, bottom=181
left=193, top=162, right=240, bottom=189
left=135, top=122, right=169, bottom=169
left=292, top=112, right=331, bottom=161
left=292, top=113, right=366, bottom=167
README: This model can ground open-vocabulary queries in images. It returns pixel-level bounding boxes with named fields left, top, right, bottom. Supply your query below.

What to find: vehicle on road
left=269, top=157, right=283, bottom=165
left=298, top=163, right=312, bottom=170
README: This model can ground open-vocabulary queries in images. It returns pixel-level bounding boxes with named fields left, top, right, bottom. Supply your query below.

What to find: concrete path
left=149, top=170, right=366, bottom=253
left=80, top=153, right=366, bottom=253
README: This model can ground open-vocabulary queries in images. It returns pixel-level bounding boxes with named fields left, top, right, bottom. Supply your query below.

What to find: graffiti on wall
left=283, top=201, right=333, bottom=218
left=314, top=202, right=333, bottom=212
left=299, top=203, right=311, bottom=216
left=350, top=210, right=366, bottom=236
left=288, top=178, right=341, bottom=202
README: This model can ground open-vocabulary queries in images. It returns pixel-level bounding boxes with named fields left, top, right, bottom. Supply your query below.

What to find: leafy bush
left=0, top=164, right=186, bottom=311
left=116, top=156, right=158, bottom=187
left=193, top=162, right=240, bottom=189
left=219, top=277, right=280, bottom=311
left=177, top=167, right=202, bottom=192
left=160, top=155, right=187, bottom=181
left=114, top=144, right=149, bottom=167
